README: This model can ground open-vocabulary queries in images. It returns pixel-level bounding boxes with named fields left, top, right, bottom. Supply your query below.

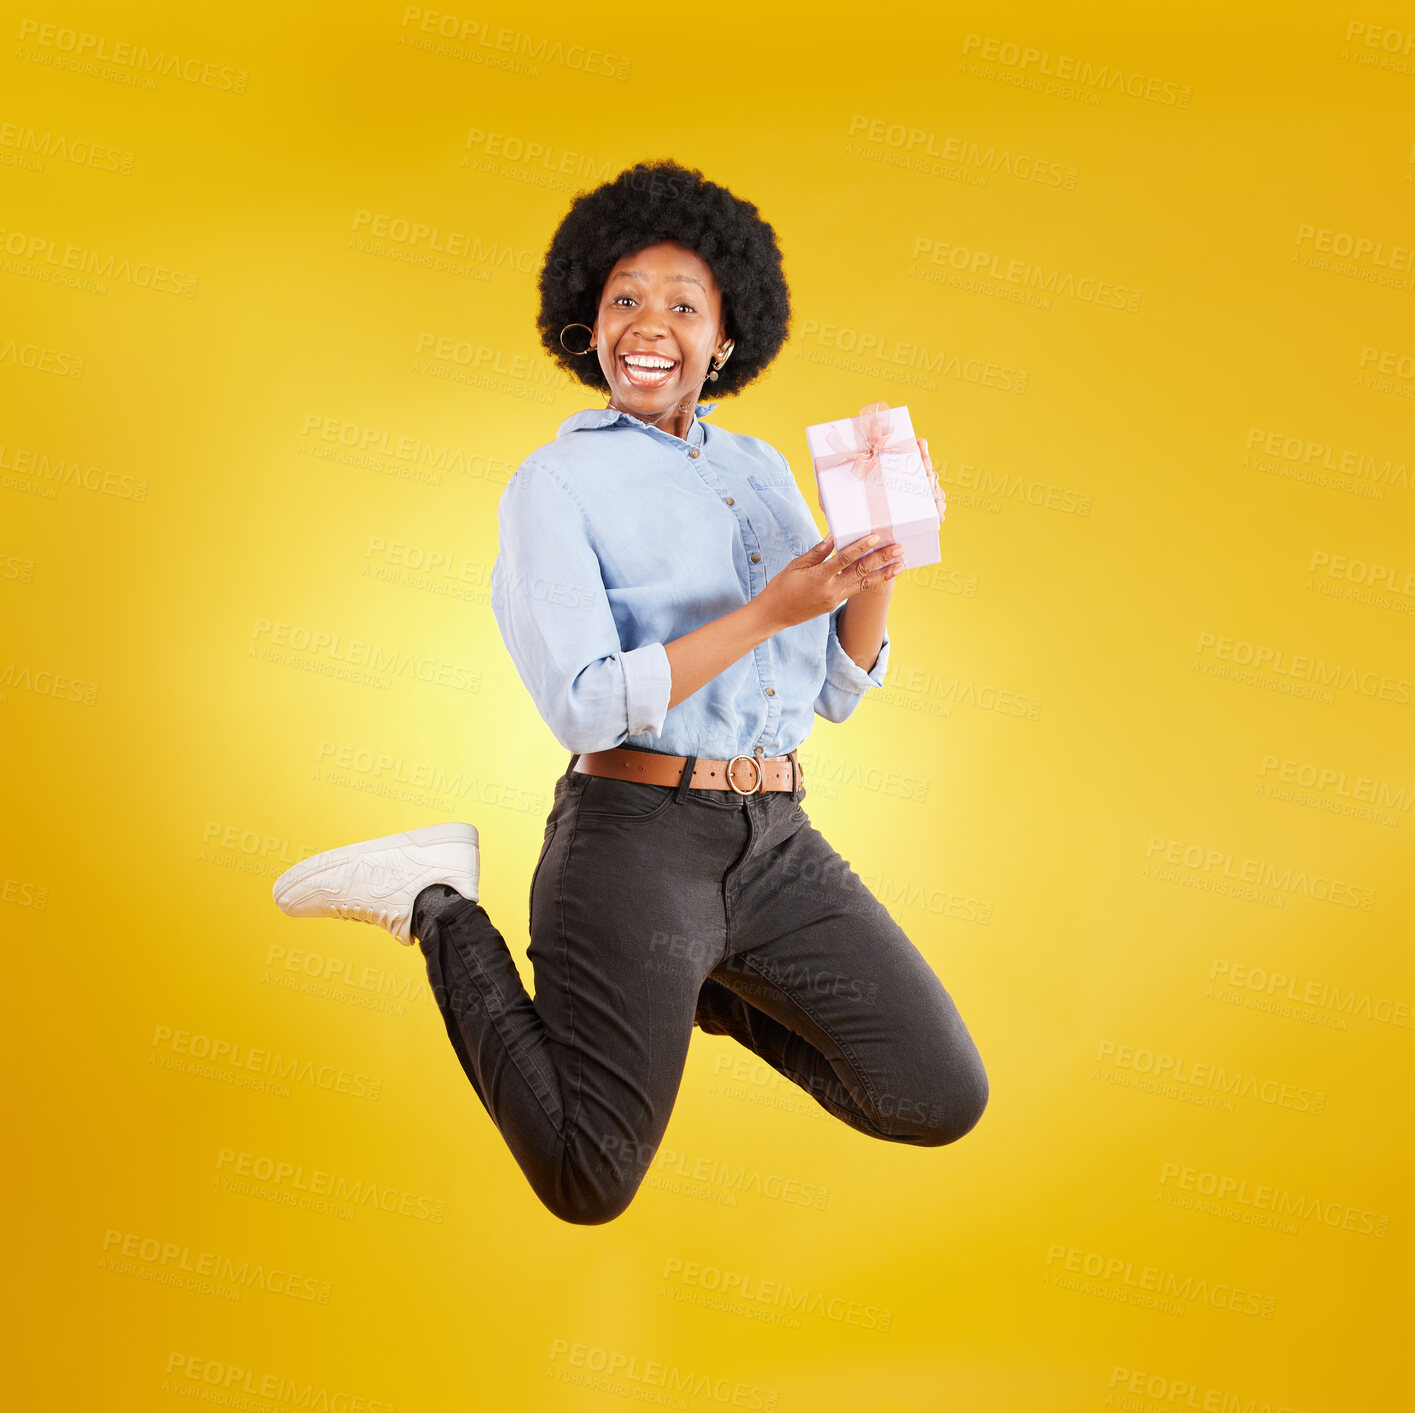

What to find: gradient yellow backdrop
left=5, top=3, right=1412, bottom=1409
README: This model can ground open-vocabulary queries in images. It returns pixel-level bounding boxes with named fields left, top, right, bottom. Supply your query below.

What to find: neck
left=608, top=392, right=702, bottom=443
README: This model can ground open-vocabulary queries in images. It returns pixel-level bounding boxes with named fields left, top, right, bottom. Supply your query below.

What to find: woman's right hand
left=757, top=532, right=905, bottom=631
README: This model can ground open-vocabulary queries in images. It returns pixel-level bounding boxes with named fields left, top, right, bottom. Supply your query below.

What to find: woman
left=273, top=159, right=988, bottom=1225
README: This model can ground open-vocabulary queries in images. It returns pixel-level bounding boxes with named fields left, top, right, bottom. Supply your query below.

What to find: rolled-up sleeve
left=490, top=462, right=672, bottom=752
left=813, top=603, right=890, bottom=723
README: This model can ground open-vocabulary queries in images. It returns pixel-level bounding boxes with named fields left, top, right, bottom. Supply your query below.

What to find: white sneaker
left=271, top=823, right=479, bottom=945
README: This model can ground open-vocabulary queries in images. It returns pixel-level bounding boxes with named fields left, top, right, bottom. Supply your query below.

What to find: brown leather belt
left=573, top=746, right=800, bottom=795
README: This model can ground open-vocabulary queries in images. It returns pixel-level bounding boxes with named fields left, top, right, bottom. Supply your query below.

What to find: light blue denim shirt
left=489, top=399, right=889, bottom=758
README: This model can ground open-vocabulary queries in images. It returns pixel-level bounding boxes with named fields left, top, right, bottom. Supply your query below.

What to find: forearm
left=663, top=598, right=780, bottom=711
left=836, top=579, right=893, bottom=674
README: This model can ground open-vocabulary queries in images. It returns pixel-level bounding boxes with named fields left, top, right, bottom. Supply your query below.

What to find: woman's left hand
left=918, top=437, right=945, bottom=521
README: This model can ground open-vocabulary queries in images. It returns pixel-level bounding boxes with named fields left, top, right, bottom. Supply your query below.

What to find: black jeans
left=416, top=748, right=989, bottom=1224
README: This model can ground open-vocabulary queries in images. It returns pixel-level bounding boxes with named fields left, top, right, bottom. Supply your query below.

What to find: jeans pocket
left=575, top=774, right=678, bottom=823
left=528, top=820, right=558, bottom=913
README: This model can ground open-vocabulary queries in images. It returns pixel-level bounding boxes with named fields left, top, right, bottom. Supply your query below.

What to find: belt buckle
left=726, top=753, right=764, bottom=795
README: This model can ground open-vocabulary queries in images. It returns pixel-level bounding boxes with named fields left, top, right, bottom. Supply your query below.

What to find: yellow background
left=5, top=3, right=1412, bottom=1408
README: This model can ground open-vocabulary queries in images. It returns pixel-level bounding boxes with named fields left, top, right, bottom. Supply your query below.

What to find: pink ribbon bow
left=812, top=401, right=920, bottom=554
left=814, top=400, right=918, bottom=486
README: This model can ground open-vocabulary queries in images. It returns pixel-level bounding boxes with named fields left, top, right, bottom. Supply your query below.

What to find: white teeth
left=622, top=356, right=675, bottom=385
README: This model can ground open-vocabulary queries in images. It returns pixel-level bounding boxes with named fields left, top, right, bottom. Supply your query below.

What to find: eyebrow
left=609, top=268, right=706, bottom=291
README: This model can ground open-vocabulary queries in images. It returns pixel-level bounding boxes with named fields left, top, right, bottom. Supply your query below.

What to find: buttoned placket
left=571, top=403, right=783, bottom=760
left=672, top=431, right=781, bottom=758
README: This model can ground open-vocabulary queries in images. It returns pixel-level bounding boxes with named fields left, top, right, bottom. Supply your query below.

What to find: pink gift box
left=805, top=401, right=941, bottom=571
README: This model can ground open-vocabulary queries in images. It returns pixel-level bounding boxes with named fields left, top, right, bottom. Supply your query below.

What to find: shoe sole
left=272, top=822, right=479, bottom=908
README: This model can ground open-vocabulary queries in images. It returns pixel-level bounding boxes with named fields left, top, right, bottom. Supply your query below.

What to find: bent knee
left=542, top=1188, right=638, bottom=1226
left=917, top=1085, right=988, bottom=1146
left=888, top=1063, right=989, bottom=1147
left=539, top=1164, right=646, bottom=1226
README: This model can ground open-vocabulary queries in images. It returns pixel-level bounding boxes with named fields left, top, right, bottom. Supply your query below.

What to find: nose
left=628, top=307, right=669, bottom=339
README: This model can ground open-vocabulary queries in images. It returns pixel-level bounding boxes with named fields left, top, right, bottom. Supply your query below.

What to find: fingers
left=808, top=533, right=907, bottom=606
left=866, top=550, right=906, bottom=581
left=830, top=537, right=906, bottom=596
left=838, top=557, right=903, bottom=601
left=837, top=533, right=903, bottom=573
left=794, top=533, right=835, bottom=568
left=839, top=533, right=882, bottom=565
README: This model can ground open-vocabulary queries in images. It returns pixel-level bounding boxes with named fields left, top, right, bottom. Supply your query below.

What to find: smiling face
left=591, top=240, right=731, bottom=438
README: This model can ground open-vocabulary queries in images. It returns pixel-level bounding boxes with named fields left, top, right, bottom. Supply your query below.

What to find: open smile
left=618, top=353, right=679, bottom=389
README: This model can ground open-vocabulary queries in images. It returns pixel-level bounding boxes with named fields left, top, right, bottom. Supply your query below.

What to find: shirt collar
left=556, top=400, right=719, bottom=448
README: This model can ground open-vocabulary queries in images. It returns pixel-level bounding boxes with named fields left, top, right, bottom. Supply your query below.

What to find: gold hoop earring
left=560, top=322, right=596, bottom=355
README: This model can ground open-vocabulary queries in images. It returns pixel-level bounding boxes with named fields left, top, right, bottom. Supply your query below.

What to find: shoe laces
left=328, top=901, right=396, bottom=929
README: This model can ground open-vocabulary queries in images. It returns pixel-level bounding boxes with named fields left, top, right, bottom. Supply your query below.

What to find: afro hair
left=536, top=159, right=791, bottom=399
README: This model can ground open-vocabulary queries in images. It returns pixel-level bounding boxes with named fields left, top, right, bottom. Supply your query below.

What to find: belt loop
left=673, top=754, right=698, bottom=805
left=790, top=749, right=799, bottom=794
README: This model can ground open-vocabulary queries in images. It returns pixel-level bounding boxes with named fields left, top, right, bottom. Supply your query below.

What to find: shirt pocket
left=747, top=474, right=815, bottom=558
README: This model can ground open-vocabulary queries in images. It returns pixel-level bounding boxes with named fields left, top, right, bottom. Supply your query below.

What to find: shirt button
left=688, top=448, right=700, bottom=458
left=750, top=552, right=761, bottom=563
left=753, top=746, right=764, bottom=755
left=725, top=496, right=734, bottom=505
left=765, top=687, right=775, bottom=697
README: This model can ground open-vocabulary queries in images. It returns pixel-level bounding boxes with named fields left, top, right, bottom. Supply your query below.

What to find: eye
left=674, top=302, right=696, bottom=313
left=611, top=295, right=635, bottom=307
